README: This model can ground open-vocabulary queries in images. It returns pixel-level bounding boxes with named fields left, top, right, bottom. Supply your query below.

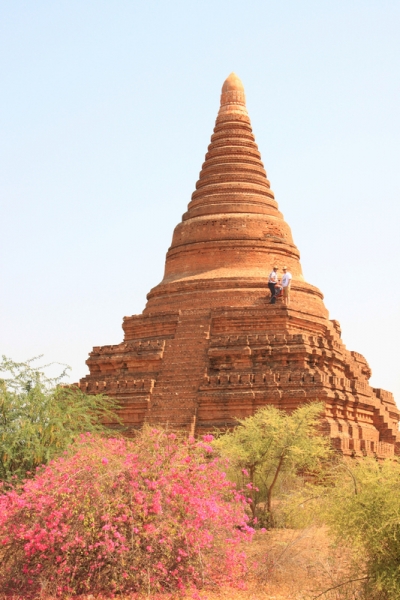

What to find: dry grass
left=185, top=526, right=361, bottom=600
left=0, top=527, right=363, bottom=600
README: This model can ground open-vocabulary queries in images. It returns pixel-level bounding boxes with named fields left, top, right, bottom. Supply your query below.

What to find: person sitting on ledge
left=268, top=266, right=278, bottom=304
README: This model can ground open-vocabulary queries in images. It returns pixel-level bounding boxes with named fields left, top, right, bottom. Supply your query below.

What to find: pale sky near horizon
left=1, top=1, right=399, bottom=401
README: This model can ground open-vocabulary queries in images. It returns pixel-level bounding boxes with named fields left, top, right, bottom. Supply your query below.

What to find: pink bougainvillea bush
left=0, top=429, right=253, bottom=597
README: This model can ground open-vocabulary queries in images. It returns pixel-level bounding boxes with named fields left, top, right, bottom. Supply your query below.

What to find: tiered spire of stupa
left=145, top=73, right=325, bottom=320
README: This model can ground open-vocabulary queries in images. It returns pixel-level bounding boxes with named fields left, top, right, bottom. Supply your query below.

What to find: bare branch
left=312, top=575, right=368, bottom=598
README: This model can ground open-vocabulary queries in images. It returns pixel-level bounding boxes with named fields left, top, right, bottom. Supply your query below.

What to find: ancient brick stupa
left=80, top=73, right=399, bottom=458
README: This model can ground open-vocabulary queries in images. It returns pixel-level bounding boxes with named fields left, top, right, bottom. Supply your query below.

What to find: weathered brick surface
left=79, top=73, right=400, bottom=458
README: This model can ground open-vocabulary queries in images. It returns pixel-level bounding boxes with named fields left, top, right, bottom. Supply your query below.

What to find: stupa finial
left=220, top=72, right=246, bottom=106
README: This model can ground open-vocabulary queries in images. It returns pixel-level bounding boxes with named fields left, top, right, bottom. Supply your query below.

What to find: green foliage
left=0, top=355, right=120, bottom=483
left=324, top=457, right=400, bottom=600
left=213, top=402, right=331, bottom=526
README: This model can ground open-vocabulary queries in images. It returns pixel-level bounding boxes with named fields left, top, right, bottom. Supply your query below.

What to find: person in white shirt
left=281, top=266, right=292, bottom=306
left=268, top=266, right=278, bottom=304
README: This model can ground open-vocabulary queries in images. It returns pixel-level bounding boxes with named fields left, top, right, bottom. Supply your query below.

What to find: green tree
left=0, top=355, right=120, bottom=483
left=213, top=402, right=331, bottom=526
left=324, top=457, right=400, bottom=600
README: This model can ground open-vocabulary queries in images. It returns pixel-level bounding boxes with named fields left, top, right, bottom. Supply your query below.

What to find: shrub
left=213, top=402, right=331, bottom=527
left=324, top=458, right=400, bottom=600
left=0, top=429, right=253, bottom=597
left=0, top=356, right=119, bottom=483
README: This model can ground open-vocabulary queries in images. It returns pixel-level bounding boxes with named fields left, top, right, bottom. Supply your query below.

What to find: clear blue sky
left=1, top=1, right=399, bottom=400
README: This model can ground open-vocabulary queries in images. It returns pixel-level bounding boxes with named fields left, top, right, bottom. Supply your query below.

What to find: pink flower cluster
left=0, top=430, right=253, bottom=597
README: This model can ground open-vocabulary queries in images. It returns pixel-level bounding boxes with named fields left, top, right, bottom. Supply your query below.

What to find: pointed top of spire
left=222, top=72, right=244, bottom=92
left=220, top=72, right=246, bottom=107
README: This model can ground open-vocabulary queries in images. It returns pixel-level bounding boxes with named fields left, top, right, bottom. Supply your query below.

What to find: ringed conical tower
left=145, top=73, right=325, bottom=319
left=80, top=74, right=400, bottom=458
